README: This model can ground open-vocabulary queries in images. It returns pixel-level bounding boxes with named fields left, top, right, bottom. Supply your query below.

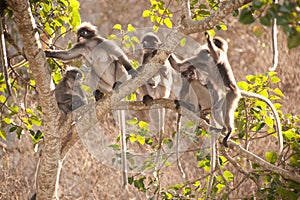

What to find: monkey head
left=76, top=22, right=98, bottom=42
left=213, top=37, right=228, bottom=53
left=141, top=32, right=161, bottom=53
left=181, top=66, right=198, bottom=82
left=64, top=67, right=84, bottom=84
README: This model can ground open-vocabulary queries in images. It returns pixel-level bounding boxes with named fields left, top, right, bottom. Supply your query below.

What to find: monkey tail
left=240, top=90, right=283, bottom=155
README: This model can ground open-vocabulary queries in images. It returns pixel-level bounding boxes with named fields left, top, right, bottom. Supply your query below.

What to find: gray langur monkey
left=168, top=33, right=283, bottom=154
left=137, top=32, right=174, bottom=170
left=138, top=32, right=173, bottom=105
left=205, top=33, right=282, bottom=152
left=168, top=55, right=211, bottom=119
left=45, top=22, right=137, bottom=101
left=54, top=67, right=87, bottom=114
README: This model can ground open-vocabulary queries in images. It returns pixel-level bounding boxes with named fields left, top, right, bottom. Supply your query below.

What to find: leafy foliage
left=238, top=0, right=300, bottom=48
left=0, top=0, right=81, bottom=145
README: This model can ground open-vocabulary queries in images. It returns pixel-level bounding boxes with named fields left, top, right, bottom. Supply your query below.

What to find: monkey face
left=182, top=67, right=197, bottom=82
left=141, top=33, right=161, bottom=51
left=77, top=27, right=96, bottom=42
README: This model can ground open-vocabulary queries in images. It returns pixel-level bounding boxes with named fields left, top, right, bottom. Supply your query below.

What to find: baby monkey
left=55, top=67, right=87, bottom=114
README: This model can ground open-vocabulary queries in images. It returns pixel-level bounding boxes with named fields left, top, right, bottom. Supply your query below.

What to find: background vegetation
left=0, top=0, right=299, bottom=199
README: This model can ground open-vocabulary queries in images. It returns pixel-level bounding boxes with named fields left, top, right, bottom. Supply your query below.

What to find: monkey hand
left=142, top=95, right=154, bottom=106
left=93, top=89, right=104, bottom=101
left=204, top=32, right=209, bottom=39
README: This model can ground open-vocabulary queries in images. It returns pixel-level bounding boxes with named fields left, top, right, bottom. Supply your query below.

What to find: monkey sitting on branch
left=55, top=67, right=87, bottom=114
left=168, top=33, right=283, bottom=154
left=45, top=22, right=137, bottom=101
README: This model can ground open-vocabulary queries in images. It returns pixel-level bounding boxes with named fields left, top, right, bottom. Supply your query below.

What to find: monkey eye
left=75, top=73, right=83, bottom=80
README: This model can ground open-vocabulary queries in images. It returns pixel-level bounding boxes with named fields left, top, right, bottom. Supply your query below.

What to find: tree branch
left=220, top=135, right=300, bottom=183
left=179, top=0, right=252, bottom=34
left=8, top=0, right=64, bottom=198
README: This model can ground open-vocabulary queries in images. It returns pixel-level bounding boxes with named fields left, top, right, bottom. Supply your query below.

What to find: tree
left=1, top=0, right=300, bottom=199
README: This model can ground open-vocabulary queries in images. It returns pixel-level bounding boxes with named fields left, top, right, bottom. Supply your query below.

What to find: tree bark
left=7, top=0, right=63, bottom=199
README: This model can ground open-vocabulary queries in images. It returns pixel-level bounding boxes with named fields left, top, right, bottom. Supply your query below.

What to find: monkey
left=168, top=32, right=283, bottom=154
left=168, top=54, right=211, bottom=118
left=205, top=33, right=282, bottom=151
left=137, top=32, right=173, bottom=105
left=54, top=67, right=87, bottom=114
left=45, top=22, right=137, bottom=101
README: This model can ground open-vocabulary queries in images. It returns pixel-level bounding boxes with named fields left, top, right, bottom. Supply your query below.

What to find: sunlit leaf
left=3, top=118, right=11, bottom=124
left=129, top=133, right=137, bottom=143
left=271, top=76, right=281, bottom=83
left=127, top=118, right=138, bottom=125
left=0, top=129, right=6, bottom=140
left=136, top=135, right=145, bottom=145
left=168, top=183, right=181, bottom=190
left=113, top=24, right=122, bottom=30
left=127, top=24, right=136, bottom=32
left=163, top=17, right=172, bottom=28
left=273, top=88, right=285, bottom=97
left=139, top=121, right=148, bottom=129
left=265, top=116, right=274, bottom=128
left=142, top=10, right=152, bottom=17
left=237, top=81, right=249, bottom=90
left=266, top=151, right=278, bottom=164
left=0, top=95, right=6, bottom=103
left=180, top=38, right=186, bottom=47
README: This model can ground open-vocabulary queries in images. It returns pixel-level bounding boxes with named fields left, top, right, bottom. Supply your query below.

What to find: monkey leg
left=222, top=91, right=240, bottom=147
left=112, top=81, right=122, bottom=92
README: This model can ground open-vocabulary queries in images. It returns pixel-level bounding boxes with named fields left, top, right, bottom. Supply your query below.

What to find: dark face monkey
left=55, top=67, right=87, bottom=114
left=45, top=22, right=137, bottom=101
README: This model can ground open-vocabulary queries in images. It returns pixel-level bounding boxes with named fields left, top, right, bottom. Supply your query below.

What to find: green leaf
left=127, top=24, right=136, bottom=32
left=237, top=81, right=249, bottom=90
left=180, top=38, right=186, bottom=47
left=127, top=118, right=138, bottom=125
left=270, top=76, right=281, bottom=83
left=3, top=118, right=11, bottom=124
left=287, top=32, right=300, bottom=49
left=10, top=106, right=19, bottom=113
left=139, top=121, right=148, bottom=129
left=113, top=24, right=122, bottom=30
left=9, top=126, right=17, bottom=132
left=136, top=135, right=145, bottom=145
left=276, top=187, right=298, bottom=200
left=128, top=176, right=134, bottom=184
left=131, top=36, right=140, bottom=44
left=258, top=89, right=269, bottom=98
left=239, top=8, right=255, bottom=24
left=153, top=24, right=159, bottom=32
left=246, top=75, right=256, bottom=82
left=264, top=116, right=274, bottom=128
left=0, top=129, right=6, bottom=140
left=260, top=15, right=272, bottom=26
left=273, top=88, right=285, bottom=97
left=0, top=95, right=6, bottom=103
left=184, top=121, right=195, bottom=128
left=163, top=18, right=172, bottom=28
left=108, top=34, right=117, bottom=40
left=223, top=170, right=234, bottom=181
left=142, top=10, right=152, bottom=17
left=265, top=151, right=278, bottom=164
left=168, top=183, right=181, bottom=190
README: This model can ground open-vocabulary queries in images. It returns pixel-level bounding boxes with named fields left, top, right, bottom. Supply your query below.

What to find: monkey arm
left=45, top=43, right=86, bottom=60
